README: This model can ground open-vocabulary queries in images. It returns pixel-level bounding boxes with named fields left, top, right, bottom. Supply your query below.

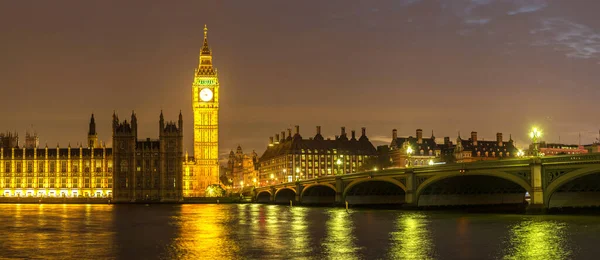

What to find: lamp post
left=336, top=158, right=343, bottom=175
left=295, top=167, right=300, bottom=181
left=517, top=149, right=525, bottom=157
left=529, top=128, right=542, bottom=157
left=406, top=146, right=414, bottom=168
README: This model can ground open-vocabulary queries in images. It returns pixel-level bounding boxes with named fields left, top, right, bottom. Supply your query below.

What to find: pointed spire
left=201, top=24, right=211, bottom=56
left=88, top=113, right=97, bottom=136
left=197, top=25, right=216, bottom=76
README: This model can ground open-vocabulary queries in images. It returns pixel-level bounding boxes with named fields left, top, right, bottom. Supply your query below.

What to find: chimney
left=287, top=128, right=292, bottom=139
left=341, top=127, right=346, bottom=137
left=269, top=136, right=274, bottom=146
left=497, top=133, right=503, bottom=146
left=444, top=137, right=450, bottom=145
left=295, top=125, right=300, bottom=135
left=416, top=129, right=423, bottom=144
left=361, top=127, right=366, bottom=137
left=316, top=126, right=321, bottom=135
left=275, top=134, right=280, bottom=144
left=471, top=131, right=478, bottom=146
left=392, top=129, right=398, bottom=140
left=281, top=131, right=286, bottom=141
left=351, top=130, right=356, bottom=140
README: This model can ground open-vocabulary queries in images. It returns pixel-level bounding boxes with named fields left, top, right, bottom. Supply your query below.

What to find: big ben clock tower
left=191, top=25, right=219, bottom=195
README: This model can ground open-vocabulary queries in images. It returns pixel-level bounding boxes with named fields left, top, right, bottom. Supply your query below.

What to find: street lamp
left=239, top=181, right=244, bottom=188
left=295, top=167, right=300, bottom=181
left=517, top=149, right=525, bottom=157
left=529, top=127, right=543, bottom=156
left=406, top=146, right=414, bottom=168
left=336, top=158, right=343, bottom=175
left=428, top=159, right=434, bottom=166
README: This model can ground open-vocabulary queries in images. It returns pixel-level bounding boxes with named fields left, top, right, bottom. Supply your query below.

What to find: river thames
left=0, top=204, right=599, bottom=259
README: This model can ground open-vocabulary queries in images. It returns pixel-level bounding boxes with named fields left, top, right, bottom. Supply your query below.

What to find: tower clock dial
left=199, top=88, right=213, bottom=102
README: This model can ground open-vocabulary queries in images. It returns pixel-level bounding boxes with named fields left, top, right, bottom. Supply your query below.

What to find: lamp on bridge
left=428, top=159, right=434, bottom=166
left=295, top=167, right=300, bottom=181
left=406, top=146, right=414, bottom=168
left=529, top=127, right=543, bottom=157
left=336, top=158, right=343, bottom=175
left=517, top=149, right=525, bottom=157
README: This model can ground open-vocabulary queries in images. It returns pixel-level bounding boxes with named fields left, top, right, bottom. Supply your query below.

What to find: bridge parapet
left=542, top=153, right=600, bottom=164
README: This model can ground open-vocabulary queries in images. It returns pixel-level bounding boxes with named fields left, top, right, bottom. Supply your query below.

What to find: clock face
left=199, top=88, right=213, bottom=102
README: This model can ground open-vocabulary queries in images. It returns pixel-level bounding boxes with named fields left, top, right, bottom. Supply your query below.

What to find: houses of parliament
left=0, top=26, right=220, bottom=200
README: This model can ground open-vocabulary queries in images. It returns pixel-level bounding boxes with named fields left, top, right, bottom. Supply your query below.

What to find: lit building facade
left=0, top=115, right=113, bottom=198
left=227, top=146, right=259, bottom=189
left=389, top=129, right=441, bottom=167
left=112, top=111, right=184, bottom=202
left=529, top=142, right=588, bottom=156
left=186, top=25, right=220, bottom=197
left=450, top=132, right=517, bottom=163
left=258, top=126, right=377, bottom=184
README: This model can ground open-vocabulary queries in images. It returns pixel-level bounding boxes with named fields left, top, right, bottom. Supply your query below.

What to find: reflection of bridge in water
left=252, top=154, right=600, bottom=213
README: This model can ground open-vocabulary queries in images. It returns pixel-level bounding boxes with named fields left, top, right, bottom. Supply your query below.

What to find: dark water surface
left=0, top=204, right=599, bottom=259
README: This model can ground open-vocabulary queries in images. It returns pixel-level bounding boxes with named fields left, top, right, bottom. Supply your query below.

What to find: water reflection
left=0, top=204, right=115, bottom=258
left=324, top=209, right=359, bottom=259
left=176, top=204, right=238, bottom=259
left=503, top=218, right=571, bottom=260
left=389, top=212, right=434, bottom=260
left=290, top=207, right=310, bottom=256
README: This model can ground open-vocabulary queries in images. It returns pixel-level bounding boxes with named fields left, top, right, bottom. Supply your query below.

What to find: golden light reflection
left=290, top=207, right=309, bottom=255
left=177, top=204, right=239, bottom=259
left=389, top=212, right=434, bottom=260
left=503, top=219, right=570, bottom=260
left=265, top=205, right=285, bottom=253
left=0, top=204, right=115, bottom=258
left=324, top=209, right=359, bottom=259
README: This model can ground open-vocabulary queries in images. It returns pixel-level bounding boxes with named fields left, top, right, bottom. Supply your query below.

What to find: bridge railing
left=541, top=153, right=600, bottom=164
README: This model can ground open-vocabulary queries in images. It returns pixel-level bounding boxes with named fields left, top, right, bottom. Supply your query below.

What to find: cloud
left=464, top=18, right=492, bottom=25
left=531, top=18, right=600, bottom=59
left=399, top=0, right=421, bottom=6
left=508, top=1, right=547, bottom=15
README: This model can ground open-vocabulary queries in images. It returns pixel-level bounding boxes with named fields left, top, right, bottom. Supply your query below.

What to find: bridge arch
left=300, top=183, right=337, bottom=198
left=255, top=190, right=272, bottom=203
left=545, top=164, right=600, bottom=208
left=300, top=184, right=337, bottom=205
left=343, top=177, right=407, bottom=197
left=415, top=170, right=532, bottom=207
left=274, top=187, right=296, bottom=203
left=343, top=177, right=407, bottom=205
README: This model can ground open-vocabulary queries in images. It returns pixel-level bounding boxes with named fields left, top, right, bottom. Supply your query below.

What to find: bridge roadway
left=252, top=154, right=600, bottom=212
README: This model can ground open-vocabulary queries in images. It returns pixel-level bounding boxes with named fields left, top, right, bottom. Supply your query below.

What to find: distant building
left=584, top=143, right=600, bottom=154
left=227, top=145, right=258, bottom=189
left=0, top=132, right=19, bottom=149
left=451, top=132, right=517, bottom=163
left=258, top=126, right=377, bottom=183
left=112, top=111, right=183, bottom=202
left=530, top=142, right=588, bottom=156
left=389, top=129, right=441, bottom=167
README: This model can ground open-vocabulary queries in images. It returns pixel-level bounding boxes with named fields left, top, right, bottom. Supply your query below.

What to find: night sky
left=2, top=0, right=600, bottom=160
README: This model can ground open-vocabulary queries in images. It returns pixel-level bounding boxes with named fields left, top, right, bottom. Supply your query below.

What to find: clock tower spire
left=188, top=25, right=220, bottom=196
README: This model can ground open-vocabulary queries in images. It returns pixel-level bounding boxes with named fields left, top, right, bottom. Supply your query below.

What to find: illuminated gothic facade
left=1, top=26, right=221, bottom=199
left=184, top=25, right=221, bottom=197
left=112, top=112, right=184, bottom=202
left=0, top=115, right=113, bottom=198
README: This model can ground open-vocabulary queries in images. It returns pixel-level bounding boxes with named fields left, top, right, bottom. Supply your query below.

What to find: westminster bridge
left=251, top=154, right=600, bottom=212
